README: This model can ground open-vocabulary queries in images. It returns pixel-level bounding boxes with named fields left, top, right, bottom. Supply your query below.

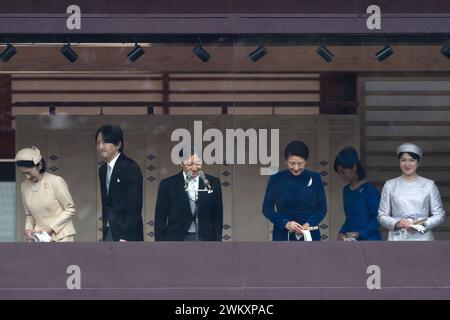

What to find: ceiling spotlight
left=376, top=45, right=394, bottom=62
left=441, top=44, right=450, bottom=59
left=0, top=44, right=17, bottom=62
left=316, top=45, right=334, bottom=63
left=127, top=44, right=145, bottom=62
left=193, top=45, right=210, bottom=62
left=249, top=46, right=267, bottom=62
left=60, top=44, right=78, bottom=63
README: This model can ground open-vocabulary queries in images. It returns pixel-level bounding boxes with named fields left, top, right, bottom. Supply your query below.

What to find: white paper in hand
left=295, top=230, right=313, bottom=241
left=33, top=231, right=52, bottom=242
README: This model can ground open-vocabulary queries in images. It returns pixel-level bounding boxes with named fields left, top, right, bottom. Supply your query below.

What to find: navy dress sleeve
left=359, top=184, right=381, bottom=240
left=306, top=173, right=327, bottom=227
left=262, top=174, right=290, bottom=230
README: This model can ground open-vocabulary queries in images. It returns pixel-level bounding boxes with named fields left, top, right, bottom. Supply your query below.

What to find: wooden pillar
left=0, top=74, right=14, bottom=181
left=0, top=74, right=13, bottom=159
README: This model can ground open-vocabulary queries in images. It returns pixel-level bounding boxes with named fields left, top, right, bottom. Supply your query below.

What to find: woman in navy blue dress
left=334, top=147, right=381, bottom=241
left=262, top=141, right=327, bottom=241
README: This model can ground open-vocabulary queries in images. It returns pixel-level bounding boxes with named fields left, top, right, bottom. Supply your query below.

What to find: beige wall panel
left=13, top=93, right=162, bottom=103
left=12, top=107, right=49, bottom=115
left=365, top=80, right=450, bottom=92
left=365, top=110, right=450, bottom=122
left=170, top=74, right=320, bottom=79
left=56, top=107, right=101, bottom=115
left=228, top=107, right=273, bottom=115
left=143, top=117, right=158, bottom=241
left=365, top=141, right=450, bottom=152
left=170, top=93, right=319, bottom=102
left=217, top=117, right=234, bottom=241
left=169, top=107, right=222, bottom=115
left=233, top=163, right=271, bottom=241
left=12, top=80, right=163, bottom=91
left=12, top=74, right=163, bottom=79
left=58, top=132, right=98, bottom=241
left=316, top=117, right=331, bottom=241
left=102, top=107, right=148, bottom=115
left=366, top=126, right=450, bottom=137
left=170, top=80, right=319, bottom=91
left=366, top=95, right=450, bottom=107
left=230, top=116, right=273, bottom=241
left=274, top=107, right=319, bottom=115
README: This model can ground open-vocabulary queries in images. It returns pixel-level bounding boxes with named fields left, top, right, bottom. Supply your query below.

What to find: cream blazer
left=21, top=172, right=76, bottom=241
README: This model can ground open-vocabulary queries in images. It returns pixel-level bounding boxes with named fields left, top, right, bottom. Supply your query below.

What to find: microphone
left=184, top=170, right=193, bottom=191
left=198, top=170, right=211, bottom=190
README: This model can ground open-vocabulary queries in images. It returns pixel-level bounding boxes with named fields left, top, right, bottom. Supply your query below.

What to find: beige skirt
left=56, top=235, right=74, bottom=242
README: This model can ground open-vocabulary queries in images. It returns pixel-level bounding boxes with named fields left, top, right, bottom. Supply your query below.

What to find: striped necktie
left=106, top=165, right=112, bottom=195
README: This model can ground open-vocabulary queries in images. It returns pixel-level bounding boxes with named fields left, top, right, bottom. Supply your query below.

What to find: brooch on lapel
left=117, top=178, right=120, bottom=183
left=307, top=177, right=313, bottom=187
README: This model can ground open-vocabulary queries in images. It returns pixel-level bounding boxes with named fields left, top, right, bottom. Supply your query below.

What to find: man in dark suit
left=96, top=125, right=144, bottom=241
left=155, top=146, right=223, bottom=241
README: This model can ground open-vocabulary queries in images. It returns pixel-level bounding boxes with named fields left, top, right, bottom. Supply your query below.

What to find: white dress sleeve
left=378, top=182, right=399, bottom=231
left=425, top=182, right=446, bottom=229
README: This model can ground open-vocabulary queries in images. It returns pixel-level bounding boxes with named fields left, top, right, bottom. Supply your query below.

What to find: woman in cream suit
left=378, top=143, right=445, bottom=241
left=15, top=147, right=76, bottom=242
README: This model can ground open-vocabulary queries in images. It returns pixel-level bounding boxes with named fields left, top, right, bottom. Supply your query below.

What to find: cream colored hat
left=15, top=146, right=42, bottom=165
left=396, top=143, right=423, bottom=158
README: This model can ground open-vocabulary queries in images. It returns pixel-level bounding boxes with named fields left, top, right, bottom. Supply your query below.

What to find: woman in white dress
left=378, top=143, right=445, bottom=240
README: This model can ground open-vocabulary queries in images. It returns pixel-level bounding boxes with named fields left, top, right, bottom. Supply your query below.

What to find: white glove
left=409, top=224, right=427, bottom=234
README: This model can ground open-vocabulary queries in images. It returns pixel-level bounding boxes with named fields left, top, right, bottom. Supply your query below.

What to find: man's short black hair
left=95, top=125, right=124, bottom=153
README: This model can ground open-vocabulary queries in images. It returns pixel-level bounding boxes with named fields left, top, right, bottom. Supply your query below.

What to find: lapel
left=177, top=171, right=196, bottom=217
left=100, top=163, right=107, bottom=200
left=198, top=177, right=206, bottom=209
left=107, top=153, right=123, bottom=200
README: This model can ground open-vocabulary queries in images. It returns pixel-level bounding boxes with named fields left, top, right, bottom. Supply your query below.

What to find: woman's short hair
left=333, top=146, right=366, bottom=181
left=284, top=140, right=309, bottom=161
left=398, top=151, right=421, bottom=162
left=16, top=158, right=47, bottom=174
